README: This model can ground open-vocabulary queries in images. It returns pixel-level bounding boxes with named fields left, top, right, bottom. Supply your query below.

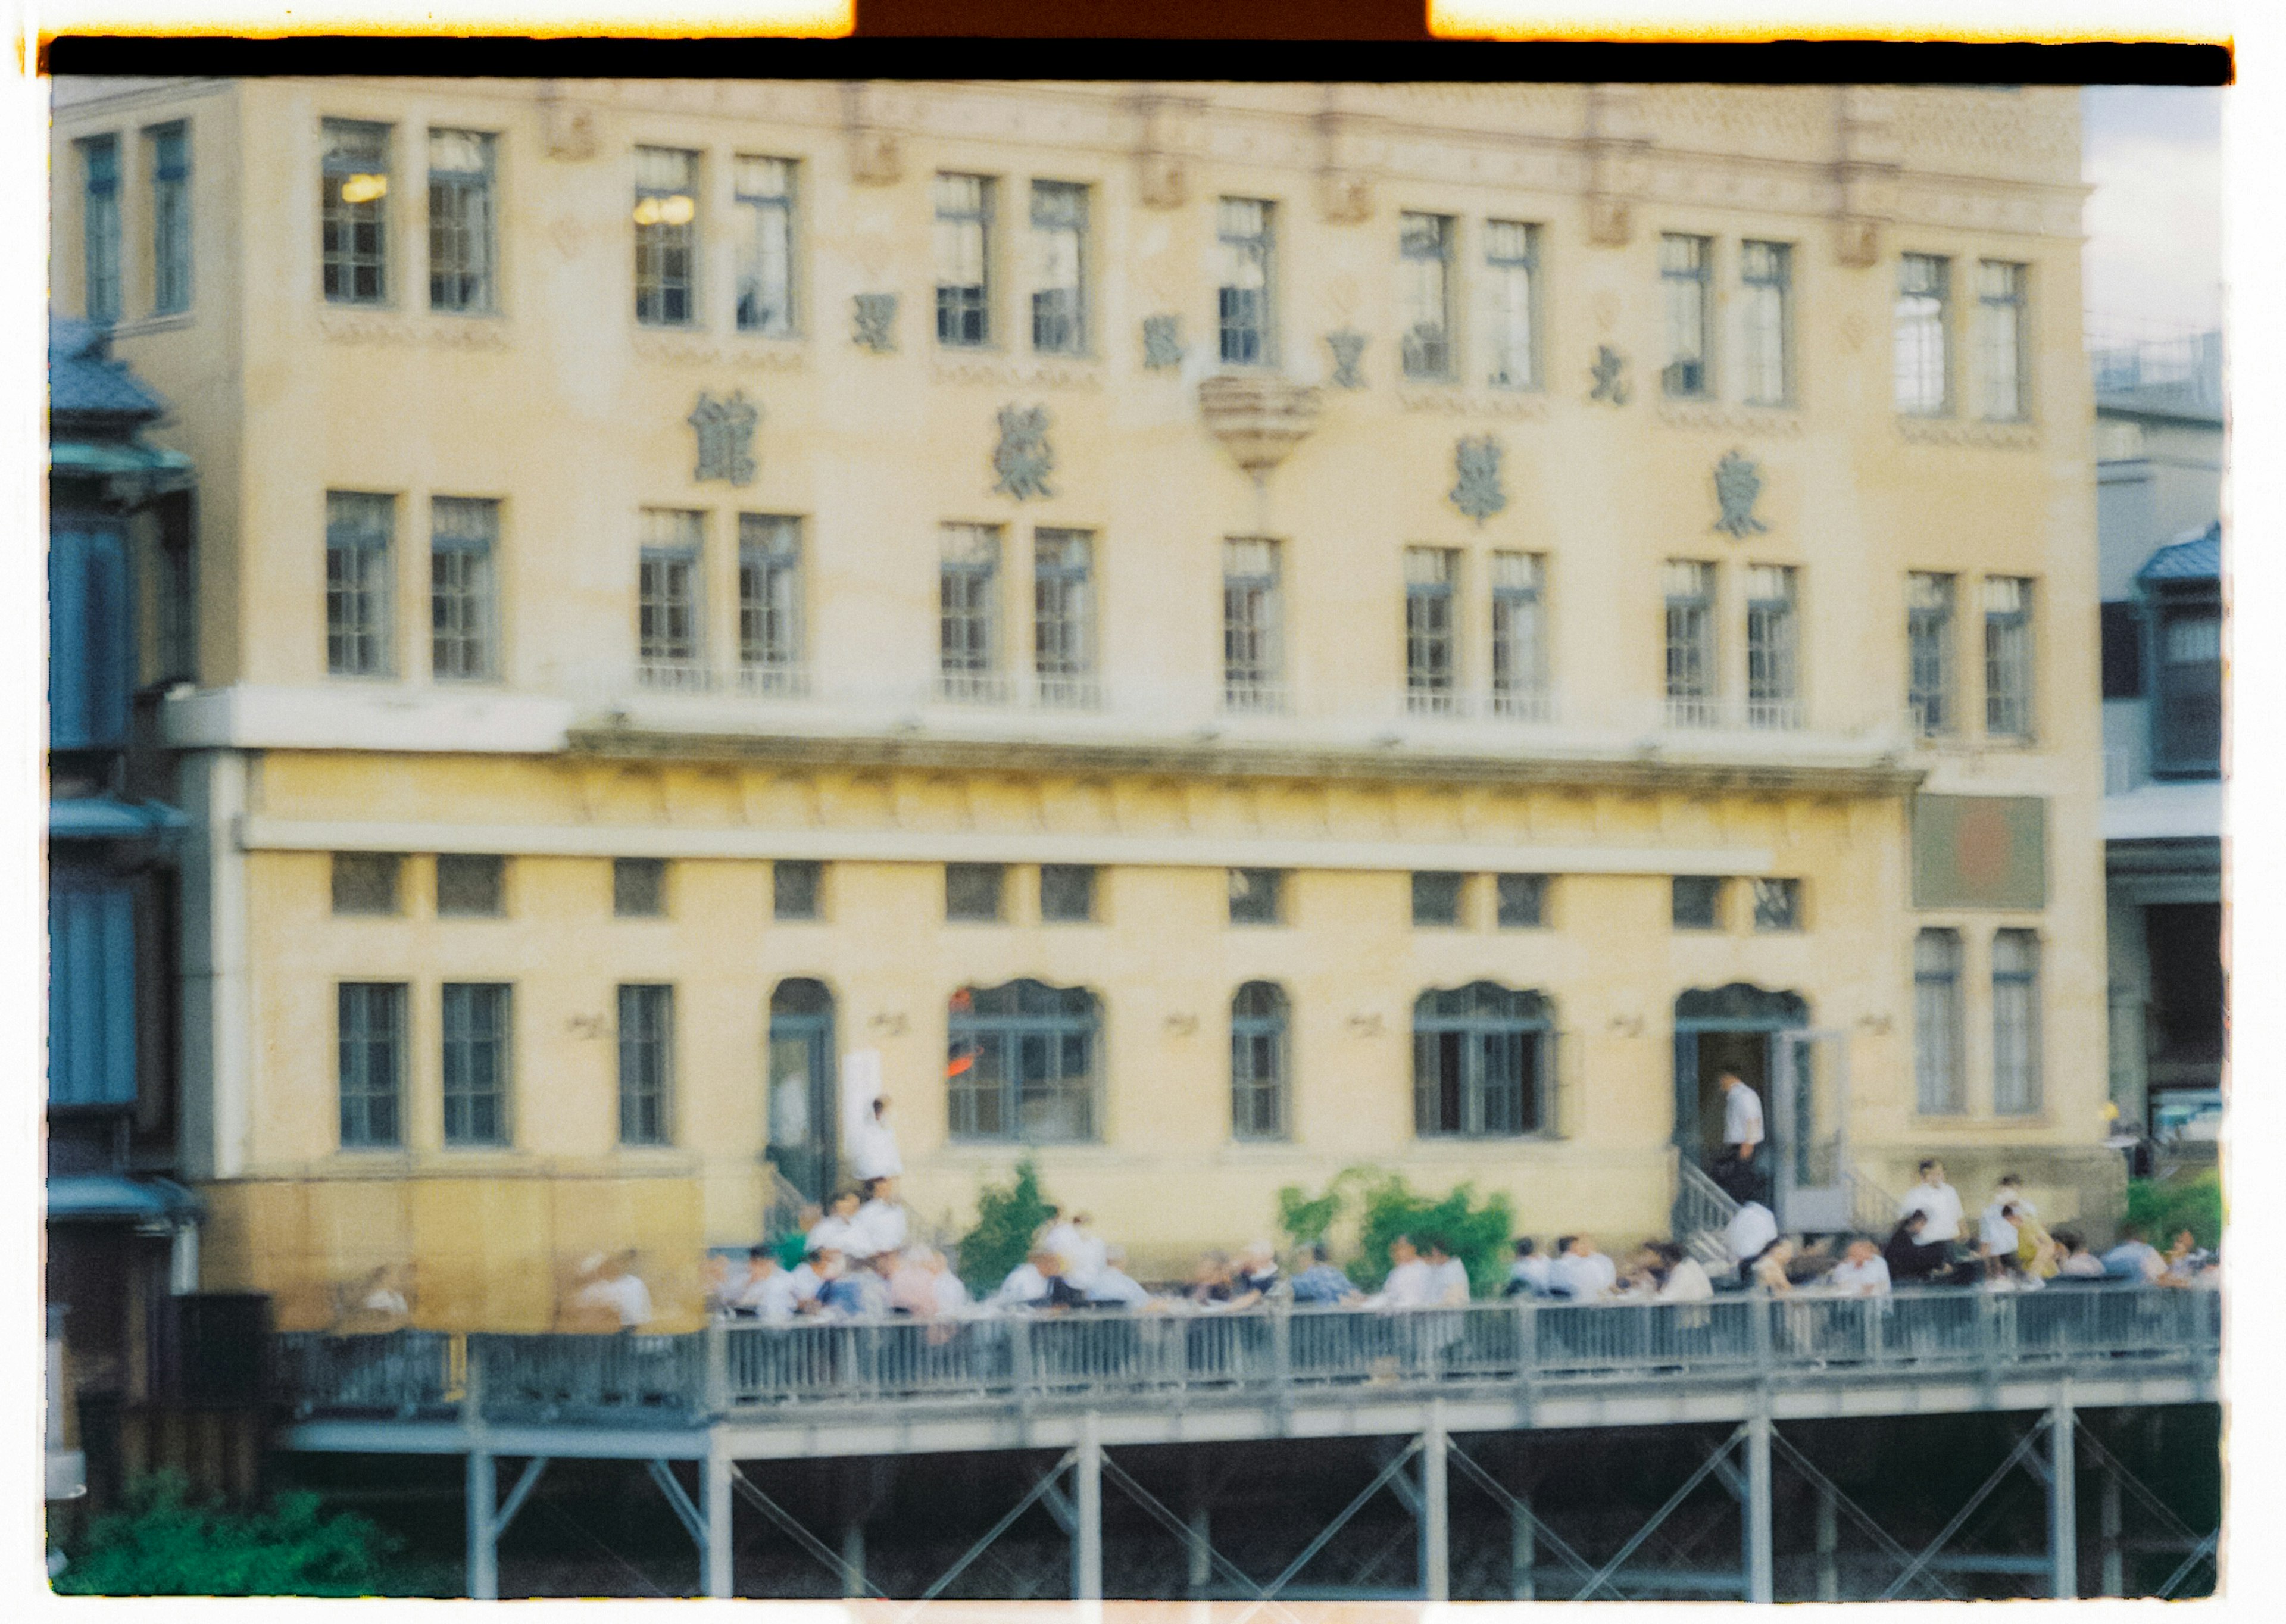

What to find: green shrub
left=954, top=1155, right=1057, bottom=1294
left=2126, top=1169, right=2223, bottom=1251
left=55, top=1472, right=419, bottom=1597
left=1276, top=1167, right=1514, bottom=1299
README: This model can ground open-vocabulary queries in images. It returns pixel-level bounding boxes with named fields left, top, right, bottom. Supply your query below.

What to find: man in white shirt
left=783, top=1251, right=826, bottom=1314
left=1423, top=1240, right=1472, bottom=1306
left=807, top=1189, right=868, bottom=1259
left=1086, top=1246, right=1152, bottom=1307
left=1549, top=1235, right=1617, bottom=1301
left=1978, top=1174, right=2034, bottom=1256
left=851, top=1094, right=904, bottom=1182
left=1826, top=1237, right=1892, bottom=1296
left=1718, top=1072, right=1767, bottom=1205
left=1042, top=1210, right=1107, bottom=1294
left=853, top=1178, right=909, bottom=1258
left=1504, top=1239, right=1552, bottom=1298
left=1375, top=1235, right=1438, bottom=1307
left=1725, top=1201, right=1778, bottom=1268
left=573, top=1251, right=655, bottom=1329
left=1898, top=1158, right=1965, bottom=1245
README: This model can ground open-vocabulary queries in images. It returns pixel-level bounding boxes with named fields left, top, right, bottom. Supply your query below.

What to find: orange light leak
left=35, top=2, right=854, bottom=41
left=1429, top=1, right=2232, bottom=45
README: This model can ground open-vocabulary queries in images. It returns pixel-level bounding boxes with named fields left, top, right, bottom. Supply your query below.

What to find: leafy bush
left=954, top=1155, right=1056, bottom=1295
left=2126, top=1169, right=2223, bottom=1251
left=1276, top=1167, right=1514, bottom=1299
left=55, top=1472, right=417, bottom=1597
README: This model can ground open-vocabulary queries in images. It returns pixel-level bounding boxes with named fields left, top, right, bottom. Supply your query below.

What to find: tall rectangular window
left=1744, top=563, right=1800, bottom=729
left=147, top=122, right=191, bottom=315
left=1029, top=181, right=1087, bottom=354
left=938, top=523, right=1003, bottom=702
left=1222, top=538, right=1284, bottom=713
left=1907, top=572, right=1956, bottom=737
left=1894, top=253, right=1951, bottom=415
left=1033, top=528, right=1095, bottom=708
left=321, top=120, right=390, bottom=305
left=2152, top=599, right=2222, bottom=776
left=1660, top=233, right=1712, bottom=398
left=638, top=510, right=705, bottom=686
left=1404, top=546, right=1459, bottom=714
left=1976, top=260, right=2028, bottom=421
left=1982, top=576, right=2034, bottom=740
left=430, top=496, right=498, bottom=682
left=1490, top=552, right=1548, bottom=720
left=1217, top=198, right=1275, bottom=366
left=427, top=129, right=496, bottom=314
left=1740, top=241, right=1792, bottom=406
left=326, top=491, right=395, bottom=677
left=1914, top=929, right=1964, bottom=1114
left=633, top=146, right=698, bottom=326
left=1399, top=211, right=1455, bottom=379
left=933, top=173, right=992, bottom=347
left=734, top=155, right=796, bottom=334
left=738, top=513, right=804, bottom=694
left=442, top=983, right=510, bottom=1146
left=1485, top=220, right=1539, bottom=389
left=616, top=984, right=673, bottom=1145
left=1663, top=560, right=1717, bottom=726
left=80, top=134, right=121, bottom=323
left=1231, top=982, right=1289, bottom=1141
left=338, top=982, right=405, bottom=1148
left=1992, top=930, right=2041, bottom=1116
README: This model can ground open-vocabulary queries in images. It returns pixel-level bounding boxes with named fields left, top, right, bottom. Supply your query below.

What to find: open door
left=1772, top=1028, right=1850, bottom=1233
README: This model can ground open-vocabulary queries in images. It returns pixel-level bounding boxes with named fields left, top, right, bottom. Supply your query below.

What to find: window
left=633, top=146, right=698, bottom=326
left=1992, top=930, right=2041, bottom=1115
left=321, top=120, right=390, bottom=305
left=1740, top=241, right=1791, bottom=406
left=1914, top=928, right=1964, bottom=1114
left=80, top=135, right=121, bottom=322
left=1660, top=233, right=1712, bottom=398
left=1231, top=981, right=1290, bottom=1140
left=2151, top=598, right=2222, bottom=776
left=1751, top=878, right=1801, bottom=932
left=2100, top=601, right=2144, bottom=700
left=1033, top=529, right=1095, bottom=707
left=738, top=514, right=803, bottom=693
left=1403, top=547, right=1460, bottom=714
left=1672, top=875, right=1724, bottom=930
left=1399, top=212, right=1455, bottom=379
left=332, top=852, right=401, bottom=916
left=947, top=980, right=1101, bottom=1143
left=154, top=489, right=197, bottom=683
left=1894, top=254, right=1951, bottom=415
left=338, top=983, right=405, bottom=1148
left=148, top=122, right=191, bottom=315
left=1490, top=552, right=1548, bottom=720
left=1982, top=577, right=2034, bottom=740
left=1222, top=538, right=1283, bottom=713
left=1041, top=864, right=1097, bottom=923
left=1907, top=573, right=1956, bottom=736
left=1217, top=198, right=1275, bottom=365
left=427, top=129, right=495, bottom=314
left=436, top=854, right=505, bottom=917
left=734, top=156, right=795, bottom=334
left=1745, top=563, right=1800, bottom=729
left=934, top=173, right=992, bottom=346
left=1664, top=560, right=1717, bottom=726
left=430, top=496, right=499, bottom=682
left=1030, top=181, right=1087, bottom=354
left=326, top=492, right=394, bottom=677
left=638, top=509, right=704, bottom=686
left=1228, top=867, right=1283, bottom=926
left=1976, top=261, right=2028, bottom=420
left=1414, top=983, right=1551, bottom=1138
left=773, top=860, right=822, bottom=920
left=1485, top=220, right=1539, bottom=388
left=614, top=857, right=667, bottom=917
left=1412, top=872, right=1464, bottom=927
left=938, top=523, right=1003, bottom=702
left=1496, top=873, right=1548, bottom=929
left=442, top=983, right=510, bottom=1146
left=617, top=984, right=673, bottom=1145
left=945, top=863, right=1005, bottom=923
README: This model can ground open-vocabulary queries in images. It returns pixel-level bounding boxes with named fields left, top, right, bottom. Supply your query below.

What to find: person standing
left=1293, top=1243, right=1363, bottom=1305
left=574, top=1251, right=655, bottom=1329
left=853, top=1177, right=909, bottom=1258
left=1549, top=1235, right=1617, bottom=1301
left=1898, top=1159, right=1965, bottom=1246
left=1717, top=1072, right=1766, bottom=1205
left=1504, top=1238, right=1551, bottom=1299
left=1374, top=1235, right=1438, bottom=1307
left=851, top=1094, right=904, bottom=1182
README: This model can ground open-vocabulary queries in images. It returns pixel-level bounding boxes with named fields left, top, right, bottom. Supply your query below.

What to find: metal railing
left=735, top=660, right=811, bottom=699
left=1676, top=1157, right=1742, bottom=1239
left=635, top=660, right=717, bottom=694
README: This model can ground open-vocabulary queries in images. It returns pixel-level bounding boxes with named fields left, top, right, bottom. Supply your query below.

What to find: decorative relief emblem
left=992, top=404, right=1055, bottom=500
left=1141, top=314, right=1184, bottom=370
left=1325, top=330, right=1366, bottom=390
left=1589, top=345, right=1631, bottom=406
left=852, top=293, right=898, bottom=352
left=688, top=391, right=759, bottom=486
left=1450, top=435, right=1507, bottom=525
left=1712, top=449, right=1768, bottom=539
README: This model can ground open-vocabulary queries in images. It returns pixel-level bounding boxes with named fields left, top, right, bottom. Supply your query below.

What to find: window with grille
left=1992, top=930, right=2041, bottom=1115
left=1041, top=864, right=1097, bottom=923
left=148, top=122, right=191, bottom=314
left=425, top=129, right=495, bottom=313
left=735, top=156, right=796, bottom=334
left=934, top=173, right=992, bottom=346
left=1664, top=560, right=1717, bottom=725
left=1894, top=254, right=1951, bottom=415
left=1231, top=981, right=1290, bottom=1140
left=1751, top=877, right=1801, bottom=932
left=1404, top=547, right=1459, bottom=713
left=1982, top=576, right=2034, bottom=740
left=633, top=146, right=698, bottom=326
left=1915, top=928, right=1965, bottom=1114
left=1414, top=983, right=1551, bottom=1138
left=321, top=120, right=390, bottom=305
left=939, top=523, right=1003, bottom=702
left=1229, top=867, right=1283, bottom=926
left=430, top=496, right=498, bottom=681
left=1223, top=538, right=1283, bottom=712
left=1907, top=573, right=1956, bottom=736
left=80, top=135, right=121, bottom=322
left=617, top=984, right=673, bottom=1145
left=1672, top=876, right=1725, bottom=930
left=1399, top=212, right=1454, bottom=379
left=326, top=491, right=395, bottom=677
left=1412, top=872, right=1464, bottom=927
left=1217, top=198, right=1275, bottom=365
left=1485, top=220, right=1539, bottom=388
left=738, top=514, right=802, bottom=691
left=338, top=982, right=405, bottom=1148
left=638, top=510, right=704, bottom=683
left=947, top=980, right=1100, bottom=1143
left=774, top=860, right=823, bottom=920
left=1976, top=261, right=2028, bottom=421
left=614, top=857, right=667, bottom=918
left=442, top=982, right=510, bottom=1145
left=1497, top=873, right=1548, bottom=929
left=1030, top=181, right=1087, bottom=354
left=1033, top=529, right=1095, bottom=707
left=1660, top=233, right=1712, bottom=398
left=155, top=490, right=197, bottom=683
left=1740, top=241, right=1792, bottom=406
left=332, top=852, right=401, bottom=916
left=436, top=854, right=505, bottom=917
left=2151, top=598, right=2222, bottom=777
left=1490, top=552, right=1548, bottom=719
left=1745, top=563, right=1799, bottom=729
left=946, top=863, right=1005, bottom=923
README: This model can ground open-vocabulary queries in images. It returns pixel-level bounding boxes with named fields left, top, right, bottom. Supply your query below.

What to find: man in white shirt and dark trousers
left=1898, top=1158, right=1966, bottom=1250
left=1716, top=1072, right=1767, bottom=1207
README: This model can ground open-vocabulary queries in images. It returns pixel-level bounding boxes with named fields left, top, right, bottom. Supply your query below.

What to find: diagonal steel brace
left=1880, top=1416, right=2051, bottom=1601
left=726, top=1463, right=889, bottom=1600
left=1573, top=1423, right=1750, bottom=1602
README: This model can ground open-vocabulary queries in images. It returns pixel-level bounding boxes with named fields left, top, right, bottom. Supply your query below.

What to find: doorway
left=767, top=979, right=836, bottom=1205
left=1672, top=984, right=1809, bottom=1219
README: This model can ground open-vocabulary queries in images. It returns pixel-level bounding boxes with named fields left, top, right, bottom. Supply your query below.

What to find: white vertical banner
left=841, top=1048, right=883, bottom=1163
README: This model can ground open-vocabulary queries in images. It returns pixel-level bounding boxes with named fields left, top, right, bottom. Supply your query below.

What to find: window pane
left=948, top=980, right=1099, bottom=1144
left=1976, top=260, right=2027, bottom=420
left=939, top=523, right=1002, bottom=700
left=148, top=123, right=191, bottom=315
left=436, top=854, right=505, bottom=916
left=617, top=984, right=672, bottom=1145
left=1485, top=220, right=1538, bottom=388
left=1745, top=563, right=1799, bottom=728
left=639, top=510, right=705, bottom=677
left=332, top=852, right=401, bottom=916
left=81, top=135, right=121, bottom=323
left=614, top=857, right=666, bottom=917
left=1412, top=982, right=1550, bottom=1138
left=1496, top=873, right=1547, bottom=928
left=774, top=860, right=822, bottom=920
left=1664, top=559, right=1716, bottom=720
left=633, top=146, right=698, bottom=327
left=442, top=982, right=510, bottom=1146
left=1404, top=546, right=1458, bottom=711
left=338, top=982, right=405, bottom=1148
left=1231, top=980, right=1288, bottom=1139
left=1915, top=929, right=1964, bottom=1114
left=1033, top=528, right=1094, bottom=705
left=1894, top=253, right=1950, bottom=414
left=946, top=863, right=1005, bottom=922
left=935, top=173, right=992, bottom=346
left=427, top=129, right=495, bottom=313
left=1672, top=875, right=1723, bottom=930
left=321, top=120, right=390, bottom=306
left=326, top=491, right=395, bottom=677
left=1740, top=240, right=1791, bottom=405
left=1491, top=552, right=1548, bottom=717
left=1217, top=198, right=1273, bottom=365
left=1751, top=877, right=1801, bottom=931
left=1223, top=538, right=1283, bottom=710
left=1229, top=867, right=1283, bottom=925
left=735, top=155, right=796, bottom=334
left=1984, top=576, right=2034, bottom=739
left=1399, top=213, right=1453, bottom=379
left=1412, top=871, right=1464, bottom=927
left=1660, top=233, right=1711, bottom=397
left=1993, top=929, right=2041, bottom=1115
left=739, top=513, right=803, bottom=682
left=1040, top=863, right=1096, bottom=923
left=1030, top=181, right=1087, bottom=354
left=430, top=496, right=498, bottom=680
left=1907, top=571, right=1956, bottom=735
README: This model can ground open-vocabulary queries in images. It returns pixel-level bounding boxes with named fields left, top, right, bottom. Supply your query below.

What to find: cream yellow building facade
left=53, top=77, right=2110, bottom=1331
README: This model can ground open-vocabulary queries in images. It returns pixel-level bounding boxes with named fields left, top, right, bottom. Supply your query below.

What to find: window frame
left=938, top=523, right=1004, bottom=703
left=1222, top=537, right=1284, bottom=713
left=638, top=509, right=705, bottom=683
left=1982, top=576, right=2035, bottom=742
left=1484, top=219, right=1541, bottom=390
left=321, top=118, right=392, bottom=307
left=2148, top=591, right=2222, bottom=778
left=435, top=853, right=507, bottom=917
left=338, top=981, right=407, bottom=1150
left=1216, top=197, right=1276, bottom=367
left=1398, top=211, right=1457, bottom=381
left=331, top=851, right=402, bottom=917
left=427, top=127, right=498, bottom=316
left=1738, top=239, right=1793, bottom=407
left=146, top=121, right=192, bottom=316
left=1039, top=863, right=1098, bottom=925
left=616, top=983, right=675, bottom=1146
left=1411, top=870, right=1466, bottom=929
left=1659, top=232, right=1714, bottom=399
left=1914, top=927, right=1966, bottom=1116
left=1663, top=559, right=1718, bottom=726
left=1404, top=546, right=1460, bottom=714
left=1975, top=259, right=2029, bottom=422
left=1412, top=982, right=1554, bottom=1139
left=1894, top=252, right=1953, bottom=417
left=1032, top=527, right=1096, bottom=708
left=946, top=979, right=1102, bottom=1145
left=933, top=172, right=995, bottom=349
left=633, top=145, right=699, bottom=328
left=1028, top=179, right=1089, bottom=356
left=80, top=133, right=122, bottom=323
left=1750, top=877, right=1803, bottom=933
left=441, top=981, right=512, bottom=1147
left=1907, top=571, right=1957, bottom=738
left=1672, top=875, right=1725, bottom=932
left=1744, top=563, right=1800, bottom=730
left=773, top=859, right=824, bottom=921
left=1991, top=929, right=2041, bottom=1116
left=1231, top=980, right=1291, bottom=1141
left=738, top=513, right=804, bottom=691
left=733, top=154, right=798, bottom=336
left=326, top=491, right=396, bottom=679
left=1228, top=867, right=1285, bottom=927
left=1496, top=872, right=1550, bottom=929
left=945, top=861, right=1007, bottom=923
left=613, top=857, right=668, bottom=919
left=430, top=496, right=500, bottom=682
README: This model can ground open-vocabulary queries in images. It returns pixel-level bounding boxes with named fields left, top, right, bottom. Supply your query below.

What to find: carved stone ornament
left=852, top=293, right=898, bottom=353
left=1326, top=330, right=1367, bottom=390
left=1713, top=449, right=1769, bottom=539
left=1450, top=435, right=1508, bottom=526
left=1197, top=373, right=1323, bottom=480
left=1319, top=169, right=1374, bottom=224
left=842, top=80, right=903, bottom=185
left=538, top=83, right=597, bottom=161
left=1142, top=314, right=1185, bottom=370
left=688, top=389, right=759, bottom=486
left=991, top=404, right=1055, bottom=501
left=1589, top=345, right=1631, bottom=406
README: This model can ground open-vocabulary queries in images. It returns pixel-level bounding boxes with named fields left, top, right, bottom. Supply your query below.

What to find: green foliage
left=54, top=1472, right=419, bottom=1597
left=2126, top=1169, right=2223, bottom=1251
left=955, top=1155, right=1057, bottom=1294
left=1276, top=1166, right=1514, bottom=1300
left=1275, top=1166, right=1373, bottom=1249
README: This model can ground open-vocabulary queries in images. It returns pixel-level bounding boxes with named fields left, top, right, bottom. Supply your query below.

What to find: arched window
left=948, top=979, right=1100, bottom=1144
left=767, top=978, right=835, bottom=1203
left=1231, top=981, right=1289, bottom=1140
left=1413, top=982, right=1553, bottom=1138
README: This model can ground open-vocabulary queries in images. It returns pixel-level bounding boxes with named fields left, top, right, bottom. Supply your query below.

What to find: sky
left=2081, top=85, right=2224, bottom=340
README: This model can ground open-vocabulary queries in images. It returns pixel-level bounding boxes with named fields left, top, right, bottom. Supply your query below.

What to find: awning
left=46, top=1173, right=204, bottom=1223
left=2139, top=522, right=2221, bottom=585
left=48, top=438, right=195, bottom=481
left=48, top=797, right=189, bottom=842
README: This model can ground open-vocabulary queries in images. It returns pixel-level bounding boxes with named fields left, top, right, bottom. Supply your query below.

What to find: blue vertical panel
left=48, top=877, right=138, bottom=1107
left=49, top=523, right=132, bottom=751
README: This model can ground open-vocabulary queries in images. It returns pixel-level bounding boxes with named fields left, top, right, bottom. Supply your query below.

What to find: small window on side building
left=614, top=858, right=667, bottom=917
left=1497, top=873, right=1548, bottom=929
left=946, top=863, right=1005, bottom=923
left=1411, top=872, right=1464, bottom=927
left=332, top=852, right=402, bottom=916
left=436, top=854, right=506, bottom=916
left=774, top=860, right=823, bottom=920
left=1229, top=867, right=1284, bottom=926
left=1751, top=878, right=1801, bottom=932
left=1673, top=876, right=1725, bottom=931
left=1040, top=864, right=1097, bottom=923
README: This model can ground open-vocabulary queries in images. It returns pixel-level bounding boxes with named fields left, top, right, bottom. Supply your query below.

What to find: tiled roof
left=2138, top=521, right=2222, bottom=583
left=49, top=316, right=168, bottom=421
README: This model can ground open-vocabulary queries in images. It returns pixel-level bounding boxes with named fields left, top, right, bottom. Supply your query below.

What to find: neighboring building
left=2094, top=332, right=2224, bottom=1141
left=51, top=79, right=2110, bottom=1328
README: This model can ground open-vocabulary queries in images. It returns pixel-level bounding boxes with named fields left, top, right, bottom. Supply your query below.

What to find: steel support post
left=2100, top=1466, right=2123, bottom=1597
left=841, top=1522, right=866, bottom=1600
left=702, top=1448, right=732, bottom=1599
left=466, top=1449, right=496, bottom=1601
left=1187, top=1506, right=1212, bottom=1598
left=1422, top=1400, right=1450, bottom=1602
left=1510, top=1487, right=1536, bottom=1601
left=2049, top=1396, right=2078, bottom=1600
left=1815, top=1480, right=1839, bottom=1602
left=1074, top=1413, right=1103, bottom=1602
left=1745, top=1411, right=1774, bottom=1603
